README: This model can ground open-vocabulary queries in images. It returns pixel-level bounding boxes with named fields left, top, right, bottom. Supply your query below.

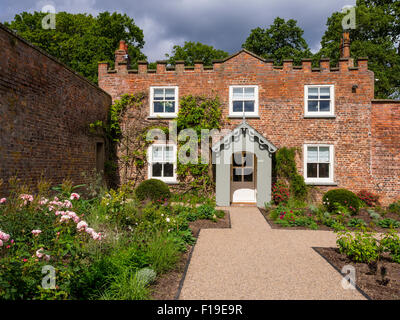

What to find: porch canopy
left=212, top=120, right=277, bottom=207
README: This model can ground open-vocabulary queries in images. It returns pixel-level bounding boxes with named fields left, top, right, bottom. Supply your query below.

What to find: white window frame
left=147, top=144, right=177, bottom=183
left=229, top=85, right=259, bottom=117
left=304, top=85, right=335, bottom=117
left=149, top=86, right=179, bottom=118
left=303, top=144, right=334, bottom=184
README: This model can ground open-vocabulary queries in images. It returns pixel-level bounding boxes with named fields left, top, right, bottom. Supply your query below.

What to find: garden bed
left=150, top=210, right=230, bottom=300
left=260, top=207, right=400, bottom=233
left=315, top=247, right=400, bottom=300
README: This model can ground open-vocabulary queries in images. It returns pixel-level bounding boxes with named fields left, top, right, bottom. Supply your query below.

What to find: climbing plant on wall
left=275, top=147, right=308, bottom=200
left=176, top=95, right=223, bottom=194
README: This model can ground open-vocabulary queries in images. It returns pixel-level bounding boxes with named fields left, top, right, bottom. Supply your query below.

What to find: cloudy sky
left=1, top=0, right=356, bottom=61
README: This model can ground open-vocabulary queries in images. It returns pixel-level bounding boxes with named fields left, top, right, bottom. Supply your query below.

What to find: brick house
left=98, top=32, right=400, bottom=207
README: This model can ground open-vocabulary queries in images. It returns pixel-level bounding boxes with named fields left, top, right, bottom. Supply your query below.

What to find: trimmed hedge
left=135, top=179, right=171, bottom=202
left=323, top=189, right=360, bottom=214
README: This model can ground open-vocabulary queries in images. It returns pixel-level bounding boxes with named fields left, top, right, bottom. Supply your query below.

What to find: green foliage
left=318, top=1, right=400, bottom=98
left=196, top=204, right=217, bottom=221
left=176, top=95, right=222, bottom=193
left=4, top=11, right=146, bottom=84
left=377, top=218, right=400, bottom=229
left=388, top=200, right=400, bottom=215
left=323, top=189, right=360, bottom=214
left=242, top=17, right=312, bottom=65
left=135, top=179, right=171, bottom=202
left=337, top=230, right=380, bottom=263
left=347, top=218, right=367, bottom=228
left=367, top=208, right=381, bottom=220
left=136, top=267, right=157, bottom=286
left=381, top=231, right=400, bottom=264
left=166, top=41, right=229, bottom=66
left=274, top=147, right=307, bottom=200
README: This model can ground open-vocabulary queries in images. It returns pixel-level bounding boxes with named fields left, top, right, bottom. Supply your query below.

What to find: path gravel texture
left=179, top=207, right=365, bottom=300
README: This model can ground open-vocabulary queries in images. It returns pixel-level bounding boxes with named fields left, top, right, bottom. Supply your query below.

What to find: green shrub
left=135, top=179, right=171, bottom=202
left=347, top=218, right=367, bottom=228
left=337, top=230, right=379, bottom=263
left=388, top=200, right=400, bottom=215
left=196, top=204, right=216, bottom=220
left=381, top=232, right=400, bottom=263
left=366, top=208, right=380, bottom=220
left=322, top=189, right=360, bottom=214
left=377, top=218, right=400, bottom=229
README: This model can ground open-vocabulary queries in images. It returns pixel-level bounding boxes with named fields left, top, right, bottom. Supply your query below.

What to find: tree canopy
left=165, top=41, right=229, bottom=66
left=318, top=0, right=400, bottom=98
left=4, top=11, right=146, bottom=84
left=242, top=17, right=312, bottom=65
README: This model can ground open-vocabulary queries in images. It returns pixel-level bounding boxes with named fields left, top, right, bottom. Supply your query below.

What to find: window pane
left=319, top=163, right=330, bottom=178
left=308, top=100, right=318, bottom=112
left=243, top=168, right=253, bottom=182
left=319, top=100, right=330, bottom=112
left=154, top=102, right=164, bottom=113
left=244, top=101, right=255, bottom=112
left=233, top=101, right=243, bottom=112
left=165, top=89, right=175, bottom=100
left=152, top=146, right=163, bottom=161
left=152, top=163, right=162, bottom=177
left=307, top=147, right=318, bottom=162
left=320, top=87, right=330, bottom=98
left=244, top=87, right=255, bottom=99
left=307, top=163, right=318, bottom=178
left=163, top=163, right=174, bottom=177
left=233, top=168, right=242, bottom=181
left=154, top=89, right=164, bottom=100
left=165, top=146, right=173, bottom=161
left=308, top=87, right=318, bottom=99
left=164, top=101, right=175, bottom=113
left=233, top=87, right=243, bottom=99
left=319, top=147, right=330, bottom=162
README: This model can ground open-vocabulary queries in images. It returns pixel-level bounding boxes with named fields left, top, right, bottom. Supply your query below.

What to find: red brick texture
left=371, top=101, right=400, bottom=204
left=99, top=44, right=399, bottom=205
left=0, top=25, right=111, bottom=195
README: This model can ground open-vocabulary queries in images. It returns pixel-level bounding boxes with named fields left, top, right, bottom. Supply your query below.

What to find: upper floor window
left=304, top=85, right=334, bottom=117
left=148, top=144, right=177, bottom=183
left=150, top=86, right=178, bottom=117
left=229, top=85, right=259, bottom=117
left=304, top=144, right=334, bottom=184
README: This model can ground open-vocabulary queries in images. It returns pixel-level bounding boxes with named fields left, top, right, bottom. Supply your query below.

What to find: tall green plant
left=275, top=147, right=307, bottom=200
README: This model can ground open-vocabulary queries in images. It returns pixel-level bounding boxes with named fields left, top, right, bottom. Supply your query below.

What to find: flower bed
left=0, top=180, right=223, bottom=300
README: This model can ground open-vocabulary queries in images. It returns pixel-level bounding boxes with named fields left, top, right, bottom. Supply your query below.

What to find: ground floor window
left=304, top=144, right=334, bottom=183
left=148, top=144, right=177, bottom=183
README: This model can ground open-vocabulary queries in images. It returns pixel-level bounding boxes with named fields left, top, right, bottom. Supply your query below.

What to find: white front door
left=231, top=152, right=256, bottom=203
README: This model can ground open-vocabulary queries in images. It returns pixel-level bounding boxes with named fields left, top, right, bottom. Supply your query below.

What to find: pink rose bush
left=0, top=230, right=10, bottom=247
left=0, top=198, right=6, bottom=204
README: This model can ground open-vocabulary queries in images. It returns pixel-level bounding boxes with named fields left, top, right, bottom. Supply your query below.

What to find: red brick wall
left=371, top=101, right=400, bottom=205
left=98, top=46, right=400, bottom=204
left=0, top=25, right=111, bottom=195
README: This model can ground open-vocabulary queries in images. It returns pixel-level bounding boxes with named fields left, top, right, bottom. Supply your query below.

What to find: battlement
left=98, top=45, right=369, bottom=77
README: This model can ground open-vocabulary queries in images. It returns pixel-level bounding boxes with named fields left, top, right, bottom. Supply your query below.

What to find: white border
left=303, top=144, right=335, bottom=184
left=304, top=85, right=335, bottom=117
left=149, top=86, right=179, bottom=118
left=147, top=143, right=177, bottom=183
left=229, top=85, right=259, bottom=117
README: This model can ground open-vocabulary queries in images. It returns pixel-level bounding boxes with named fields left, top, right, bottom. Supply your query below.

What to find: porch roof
left=211, top=120, right=277, bottom=154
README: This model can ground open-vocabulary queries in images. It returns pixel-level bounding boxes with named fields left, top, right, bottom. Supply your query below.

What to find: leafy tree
left=318, top=1, right=400, bottom=98
left=4, top=11, right=146, bottom=84
left=165, top=41, right=229, bottom=66
left=242, top=17, right=312, bottom=65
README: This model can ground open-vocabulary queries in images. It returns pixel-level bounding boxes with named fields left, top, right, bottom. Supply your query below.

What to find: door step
left=230, top=202, right=257, bottom=207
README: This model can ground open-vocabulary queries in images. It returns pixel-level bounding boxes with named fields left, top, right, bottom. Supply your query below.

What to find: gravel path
left=179, top=207, right=366, bottom=300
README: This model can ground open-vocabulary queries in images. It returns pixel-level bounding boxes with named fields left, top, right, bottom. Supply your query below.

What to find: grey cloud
left=1, top=0, right=356, bottom=61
